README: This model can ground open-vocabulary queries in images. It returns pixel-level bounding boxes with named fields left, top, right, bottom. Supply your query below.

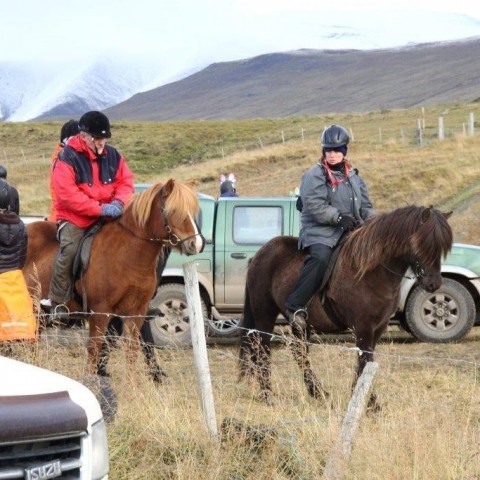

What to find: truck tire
left=405, top=278, right=475, bottom=343
left=207, top=316, right=241, bottom=337
left=148, top=283, right=208, bottom=347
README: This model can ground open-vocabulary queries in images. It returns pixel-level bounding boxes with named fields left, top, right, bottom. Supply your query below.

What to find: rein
left=117, top=218, right=198, bottom=246
left=381, top=260, right=433, bottom=280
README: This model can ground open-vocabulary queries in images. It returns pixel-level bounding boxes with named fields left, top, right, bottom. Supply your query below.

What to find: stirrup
left=50, top=303, right=70, bottom=321
left=287, top=308, right=308, bottom=328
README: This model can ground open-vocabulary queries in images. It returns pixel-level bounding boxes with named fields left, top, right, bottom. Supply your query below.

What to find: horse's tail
left=238, top=282, right=256, bottom=380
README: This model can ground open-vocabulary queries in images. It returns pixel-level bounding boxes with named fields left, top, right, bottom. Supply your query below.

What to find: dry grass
left=8, top=327, right=480, bottom=479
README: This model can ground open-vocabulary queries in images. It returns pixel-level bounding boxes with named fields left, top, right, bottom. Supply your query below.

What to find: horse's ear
left=443, top=210, right=453, bottom=220
left=421, top=207, right=432, bottom=223
left=162, top=178, right=175, bottom=198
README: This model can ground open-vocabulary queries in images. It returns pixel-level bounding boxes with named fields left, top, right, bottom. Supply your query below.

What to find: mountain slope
left=105, top=37, right=480, bottom=120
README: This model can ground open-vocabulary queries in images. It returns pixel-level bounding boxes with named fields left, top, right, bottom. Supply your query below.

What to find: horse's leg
left=87, top=315, right=110, bottom=376
left=97, top=316, right=123, bottom=377
left=289, top=323, right=329, bottom=402
left=354, top=322, right=384, bottom=412
left=254, top=331, right=274, bottom=403
left=140, top=320, right=167, bottom=383
left=122, top=318, right=143, bottom=382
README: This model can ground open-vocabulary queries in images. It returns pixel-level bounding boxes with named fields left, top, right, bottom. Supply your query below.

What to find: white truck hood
left=0, top=355, right=103, bottom=426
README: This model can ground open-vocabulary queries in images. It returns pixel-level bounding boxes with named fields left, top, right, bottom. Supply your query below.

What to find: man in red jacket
left=41, top=111, right=134, bottom=318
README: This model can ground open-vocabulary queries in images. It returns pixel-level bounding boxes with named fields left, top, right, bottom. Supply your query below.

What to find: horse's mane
left=125, top=181, right=199, bottom=228
left=341, top=205, right=453, bottom=279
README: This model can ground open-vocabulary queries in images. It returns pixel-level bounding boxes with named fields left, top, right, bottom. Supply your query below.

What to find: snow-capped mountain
left=2, top=9, right=480, bottom=122
left=0, top=55, right=195, bottom=122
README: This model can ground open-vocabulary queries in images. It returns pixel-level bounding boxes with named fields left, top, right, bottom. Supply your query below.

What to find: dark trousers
left=286, top=243, right=333, bottom=312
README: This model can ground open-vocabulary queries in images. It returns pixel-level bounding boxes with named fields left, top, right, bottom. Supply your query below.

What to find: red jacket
left=52, top=135, right=134, bottom=228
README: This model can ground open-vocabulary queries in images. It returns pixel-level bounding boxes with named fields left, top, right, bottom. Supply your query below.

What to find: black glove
left=337, top=214, right=357, bottom=232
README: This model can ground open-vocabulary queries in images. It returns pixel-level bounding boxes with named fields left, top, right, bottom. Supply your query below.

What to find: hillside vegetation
left=3, top=101, right=480, bottom=243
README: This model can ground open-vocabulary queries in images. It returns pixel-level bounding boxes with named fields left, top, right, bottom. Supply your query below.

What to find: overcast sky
left=2, top=0, right=480, bottom=86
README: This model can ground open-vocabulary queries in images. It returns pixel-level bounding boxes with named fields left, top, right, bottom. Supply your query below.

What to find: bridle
left=117, top=208, right=202, bottom=246
left=381, top=259, right=435, bottom=281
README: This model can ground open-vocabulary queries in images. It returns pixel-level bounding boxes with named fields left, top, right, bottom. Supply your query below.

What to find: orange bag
left=0, top=269, right=37, bottom=341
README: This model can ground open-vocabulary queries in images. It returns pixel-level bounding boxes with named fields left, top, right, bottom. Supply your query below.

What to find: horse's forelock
left=126, top=182, right=199, bottom=229
left=163, top=181, right=199, bottom=225
left=412, top=208, right=453, bottom=266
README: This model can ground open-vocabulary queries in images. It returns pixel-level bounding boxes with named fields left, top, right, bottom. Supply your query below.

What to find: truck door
left=216, top=200, right=289, bottom=308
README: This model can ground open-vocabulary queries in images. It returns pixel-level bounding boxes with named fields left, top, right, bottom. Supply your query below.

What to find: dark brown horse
left=24, top=179, right=204, bottom=378
left=239, top=205, right=453, bottom=404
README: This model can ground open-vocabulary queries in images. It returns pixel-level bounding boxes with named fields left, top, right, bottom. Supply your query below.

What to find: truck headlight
left=91, top=419, right=109, bottom=479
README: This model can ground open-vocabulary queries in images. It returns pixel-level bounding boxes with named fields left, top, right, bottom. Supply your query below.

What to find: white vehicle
left=0, top=356, right=109, bottom=479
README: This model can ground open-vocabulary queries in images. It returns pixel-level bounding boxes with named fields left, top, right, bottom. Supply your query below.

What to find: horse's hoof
left=257, top=390, right=275, bottom=406
left=310, top=388, right=330, bottom=404
left=152, top=369, right=168, bottom=384
left=367, top=393, right=382, bottom=414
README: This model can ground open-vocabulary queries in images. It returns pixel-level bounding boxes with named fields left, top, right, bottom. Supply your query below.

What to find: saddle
left=312, top=238, right=346, bottom=329
left=70, top=219, right=105, bottom=311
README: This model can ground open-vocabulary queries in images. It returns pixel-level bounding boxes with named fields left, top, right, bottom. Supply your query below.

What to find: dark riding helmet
left=0, top=179, right=11, bottom=210
left=78, top=111, right=111, bottom=138
left=320, top=124, right=350, bottom=148
left=220, top=180, right=235, bottom=194
left=60, top=119, right=79, bottom=144
left=0, top=165, right=7, bottom=179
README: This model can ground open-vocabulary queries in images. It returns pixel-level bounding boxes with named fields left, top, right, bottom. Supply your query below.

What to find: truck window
left=233, top=206, right=283, bottom=244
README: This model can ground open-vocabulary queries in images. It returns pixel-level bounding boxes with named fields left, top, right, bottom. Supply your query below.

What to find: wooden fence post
left=323, top=362, right=379, bottom=480
left=183, top=261, right=218, bottom=438
left=438, top=117, right=444, bottom=141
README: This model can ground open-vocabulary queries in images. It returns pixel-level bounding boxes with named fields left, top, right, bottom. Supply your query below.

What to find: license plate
left=24, top=460, right=62, bottom=480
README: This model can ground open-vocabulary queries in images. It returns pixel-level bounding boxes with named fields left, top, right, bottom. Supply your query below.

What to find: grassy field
left=3, top=101, right=480, bottom=478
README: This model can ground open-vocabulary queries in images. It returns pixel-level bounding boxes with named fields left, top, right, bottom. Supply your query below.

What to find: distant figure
left=0, top=179, right=37, bottom=344
left=219, top=173, right=238, bottom=197
left=49, top=119, right=80, bottom=221
left=0, top=165, right=20, bottom=215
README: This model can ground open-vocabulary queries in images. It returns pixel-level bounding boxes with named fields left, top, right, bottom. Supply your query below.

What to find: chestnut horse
left=24, top=179, right=204, bottom=377
left=239, top=205, right=453, bottom=404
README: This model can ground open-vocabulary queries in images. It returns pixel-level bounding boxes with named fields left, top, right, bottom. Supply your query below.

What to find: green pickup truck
left=144, top=191, right=480, bottom=346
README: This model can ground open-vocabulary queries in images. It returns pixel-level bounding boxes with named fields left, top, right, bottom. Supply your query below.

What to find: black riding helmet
left=0, top=179, right=11, bottom=210
left=320, top=124, right=350, bottom=148
left=0, top=165, right=7, bottom=179
left=60, top=119, right=79, bottom=144
left=78, top=111, right=111, bottom=138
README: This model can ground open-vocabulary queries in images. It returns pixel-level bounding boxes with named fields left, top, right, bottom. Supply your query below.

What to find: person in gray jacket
left=285, top=124, right=375, bottom=327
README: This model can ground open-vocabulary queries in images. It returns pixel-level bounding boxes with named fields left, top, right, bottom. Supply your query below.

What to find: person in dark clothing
left=49, top=119, right=80, bottom=221
left=219, top=173, right=238, bottom=197
left=0, top=179, right=36, bottom=343
left=285, top=124, right=375, bottom=328
left=0, top=165, right=20, bottom=215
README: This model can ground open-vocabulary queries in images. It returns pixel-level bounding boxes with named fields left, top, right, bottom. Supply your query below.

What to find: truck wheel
left=207, top=316, right=241, bottom=337
left=405, top=278, right=475, bottom=343
left=148, top=284, right=208, bottom=348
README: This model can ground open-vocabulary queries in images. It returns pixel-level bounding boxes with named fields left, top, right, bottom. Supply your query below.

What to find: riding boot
left=286, top=243, right=332, bottom=328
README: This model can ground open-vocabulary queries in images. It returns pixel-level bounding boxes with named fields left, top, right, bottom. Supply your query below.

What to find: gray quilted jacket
left=299, top=162, right=374, bottom=248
